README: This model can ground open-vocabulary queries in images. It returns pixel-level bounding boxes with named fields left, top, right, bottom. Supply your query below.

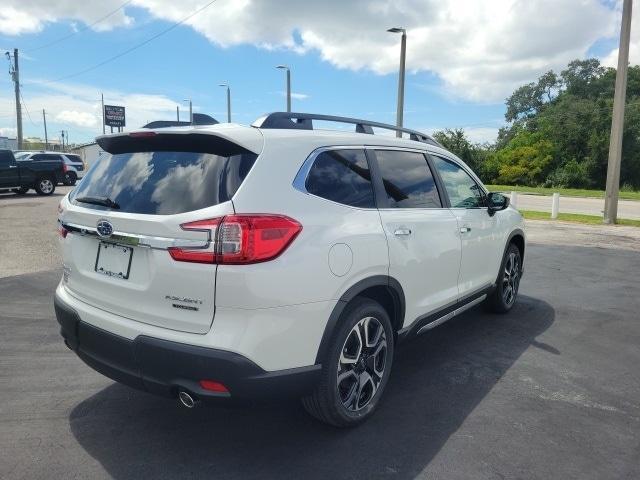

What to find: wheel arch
left=314, top=275, right=405, bottom=365
left=496, top=228, right=525, bottom=284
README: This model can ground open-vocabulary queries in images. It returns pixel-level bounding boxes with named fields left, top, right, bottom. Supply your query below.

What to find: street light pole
left=604, top=0, right=633, bottom=224
left=219, top=84, right=231, bottom=122
left=42, top=109, right=48, bottom=150
left=184, top=99, right=193, bottom=125
left=388, top=27, right=407, bottom=138
left=276, top=65, right=291, bottom=112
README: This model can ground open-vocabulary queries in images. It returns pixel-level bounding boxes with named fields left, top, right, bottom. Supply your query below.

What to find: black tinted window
left=375, top=150, right=441, bottom=208
left=305, top=149, right=375, bottom=208
left=432, top=156, right=486, bottom=208
left=70, top=151, right=257, bottom=215
left=32, top=154, right=62, bottom=161
left=0, top=150, right=14, bottom=166
left=66, top=155, right=82, bottom=162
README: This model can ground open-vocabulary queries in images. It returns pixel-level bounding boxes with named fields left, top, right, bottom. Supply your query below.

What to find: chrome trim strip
left=416, top=294, right=487, bottom=336
left=60, top=221, right=208, bottom=250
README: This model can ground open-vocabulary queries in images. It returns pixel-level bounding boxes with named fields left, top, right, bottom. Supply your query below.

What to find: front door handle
left=8, top=165, right=17, bottom=168
left=394, top=228, right=412, bottom=236
left=460, top=226, right=471, bottom=234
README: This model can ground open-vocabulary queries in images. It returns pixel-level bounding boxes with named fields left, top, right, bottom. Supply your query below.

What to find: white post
left=551, top=193, right=560, bottom=219
left=510, top=191, right=518, bottom=208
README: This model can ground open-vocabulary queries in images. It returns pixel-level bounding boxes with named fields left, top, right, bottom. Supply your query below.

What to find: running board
left=416, top=294, right=487, bottom=336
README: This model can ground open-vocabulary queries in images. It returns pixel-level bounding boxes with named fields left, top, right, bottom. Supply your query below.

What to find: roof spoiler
left=142, top=113, right=219, bottom=129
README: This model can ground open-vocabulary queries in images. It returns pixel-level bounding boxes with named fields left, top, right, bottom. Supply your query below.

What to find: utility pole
left=388, top=28, right=407, bottom=137
left=42, top=109, right=48, bottom=150
left=219, top=83, right=231, bottom=122
left=276, top=65, right=291, bottom=112
left=8, top=49, right=23, bottom=148
left=101, top=93, right=105, bottom=134
left=604, top=0, right=633, bottom=224
left=60, top=130, right=65, bottom=151
left=176, top=106, right=180, bottom=122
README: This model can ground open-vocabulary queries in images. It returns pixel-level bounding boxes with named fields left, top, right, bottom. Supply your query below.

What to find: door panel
left=431, top=155, right=502, bottom=296
left=0, top=151, right=20, bottom=187
left=379, top=209, right=461, bottom=326
left=370, top=149, right=461, bottom=327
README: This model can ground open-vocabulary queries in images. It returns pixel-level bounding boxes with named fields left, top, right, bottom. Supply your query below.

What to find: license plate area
left=95, top=242, right=133, bottom=280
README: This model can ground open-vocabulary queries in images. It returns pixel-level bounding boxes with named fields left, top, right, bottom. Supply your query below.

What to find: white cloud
left=602, top=1, right=640, bottom=68
left=130, top=0, right=619, bottom=102
left=1, top=1, right=623, bottom=102
left=0, top=127, right=17, bottom=137
left=464, top=127, right=500, bottom=144
left=0, top=81, right=184, bottom=142
left=0, top=1, right=132, bottom=35
left=56, top=110, right=98, bottom=128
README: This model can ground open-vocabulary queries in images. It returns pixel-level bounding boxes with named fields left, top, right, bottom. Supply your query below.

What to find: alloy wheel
left=39, top=179, right=54, bottom=194
left=337, top=316, right=388, bottom=412
left=502, top=251, right=521, bottom=306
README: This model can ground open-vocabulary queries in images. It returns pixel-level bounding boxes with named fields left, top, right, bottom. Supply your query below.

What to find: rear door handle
left=394, top=228, right=412, bottom=236
left=460, top=227, right=471, bottom=234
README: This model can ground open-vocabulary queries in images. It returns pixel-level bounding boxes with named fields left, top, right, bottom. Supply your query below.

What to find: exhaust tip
left=178, top=390, right=197, bottom=409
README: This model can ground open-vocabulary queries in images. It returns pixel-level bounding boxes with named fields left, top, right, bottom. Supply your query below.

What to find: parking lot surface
left=1, top=190, right=639, bottom=479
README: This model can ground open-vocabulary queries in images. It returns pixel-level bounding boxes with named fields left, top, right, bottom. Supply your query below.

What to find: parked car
left=16, top=151, right=85, bottom=186
left=54, top=113, right=525, bottom=427
left=0, top=149, right=65, bottom=195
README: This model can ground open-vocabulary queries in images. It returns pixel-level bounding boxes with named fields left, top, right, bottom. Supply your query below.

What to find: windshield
left=70, top=150, right=257, bottom=215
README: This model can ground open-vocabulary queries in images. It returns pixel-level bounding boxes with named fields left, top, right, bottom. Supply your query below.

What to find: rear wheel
left=63, top=171, right=77, bottom=186
left=35, top=177, right=55, bottom=196
left=302, top=298, right=394, bottom=427
left=485, top=243, right=522, bottom=313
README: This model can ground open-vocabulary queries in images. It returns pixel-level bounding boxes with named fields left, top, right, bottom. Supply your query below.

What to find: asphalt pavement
left=1, top=189, right=639, bottom=479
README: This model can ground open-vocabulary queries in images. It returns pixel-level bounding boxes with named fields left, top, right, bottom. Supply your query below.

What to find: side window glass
left=374, top=150, right=442, bottom=208
left=305, top=149, right=375, bottom=208
left=432, top=156, right=486, bottom=208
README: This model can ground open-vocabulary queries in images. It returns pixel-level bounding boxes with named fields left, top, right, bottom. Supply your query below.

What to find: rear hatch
left=59, top=128, right=262, bottom=334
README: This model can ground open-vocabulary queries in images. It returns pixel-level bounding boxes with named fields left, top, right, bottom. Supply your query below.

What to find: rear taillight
left=58, top=225, right=69, bottom=238
left=62, top=163, right=68, bottom=173
left=168, top=215, right=302, bottom=265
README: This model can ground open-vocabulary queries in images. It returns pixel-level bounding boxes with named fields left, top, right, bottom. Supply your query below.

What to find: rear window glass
left=66, top=155, right=82, bottom=162
left=70, top=151, right=257, bottom=215
left=305, top=149, right=375, bottom=208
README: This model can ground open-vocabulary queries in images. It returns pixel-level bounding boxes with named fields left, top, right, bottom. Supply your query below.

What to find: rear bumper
left=54, top=294, right=321, bottom=402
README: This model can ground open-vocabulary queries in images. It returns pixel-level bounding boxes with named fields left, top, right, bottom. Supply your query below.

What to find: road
left=1, top=188, right=640, bottom=479
left=512, top=192, right=640, bottom=220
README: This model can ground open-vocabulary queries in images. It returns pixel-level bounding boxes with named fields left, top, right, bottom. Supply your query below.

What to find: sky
left=0, top=0, right=637, bottom=145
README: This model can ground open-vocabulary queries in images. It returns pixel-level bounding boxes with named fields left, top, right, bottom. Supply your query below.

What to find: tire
left=63, top=171, right=77, bottom=186
left=485, top=243, right=522, bottom=313
left=13, top=186, right=29, bottom=195
left=34, top=177, right=56, bottom=196
left=302, top=298, right=395, bottom=427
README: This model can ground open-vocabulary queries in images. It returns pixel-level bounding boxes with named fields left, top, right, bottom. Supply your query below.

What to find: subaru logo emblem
left=96, top=220, right=114, bottom=238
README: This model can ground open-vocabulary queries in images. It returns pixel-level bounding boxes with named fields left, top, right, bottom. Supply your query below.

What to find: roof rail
left=252, top=112, right=441, bottom=146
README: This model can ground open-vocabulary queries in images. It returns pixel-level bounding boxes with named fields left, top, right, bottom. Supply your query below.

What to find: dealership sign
left=104, top=105, right=126, bottom=127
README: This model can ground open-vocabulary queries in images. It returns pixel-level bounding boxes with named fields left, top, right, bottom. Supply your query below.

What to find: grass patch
left=520, top=209, right=640, bottom=227
left=487, top=184, right=640, bottom=201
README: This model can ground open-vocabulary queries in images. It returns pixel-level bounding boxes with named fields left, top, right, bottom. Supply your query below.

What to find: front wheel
left=302, top=298, right=394, bottom=427
left=35, top=177, right=56, bottom=196
left=485, top=243, right=522, bottom=313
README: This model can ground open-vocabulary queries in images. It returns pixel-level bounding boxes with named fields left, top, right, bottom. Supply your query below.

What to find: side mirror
left=487, top=192, right=509, bottom=216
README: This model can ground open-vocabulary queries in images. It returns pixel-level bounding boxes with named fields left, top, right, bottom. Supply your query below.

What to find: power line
left=26, top=0, right=133, bottom=53
left=31, top=0, right=219, bottom=85
left=19, top=91, right=39, bottom=127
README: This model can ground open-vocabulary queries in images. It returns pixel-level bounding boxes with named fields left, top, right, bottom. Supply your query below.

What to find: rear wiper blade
left=75, top=196, right=120, bottom=209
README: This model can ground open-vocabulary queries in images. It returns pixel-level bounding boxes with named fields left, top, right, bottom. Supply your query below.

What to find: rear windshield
left=70, top=151, right=257, bottom=215
left=66, top=154, right=82, bottom=163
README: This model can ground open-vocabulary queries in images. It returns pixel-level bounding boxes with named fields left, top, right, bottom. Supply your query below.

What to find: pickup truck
left=0, top=149, right=65, bottom=195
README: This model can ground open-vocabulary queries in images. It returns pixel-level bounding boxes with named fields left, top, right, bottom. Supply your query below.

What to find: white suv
left=55, top=113, right=525, bottom=427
